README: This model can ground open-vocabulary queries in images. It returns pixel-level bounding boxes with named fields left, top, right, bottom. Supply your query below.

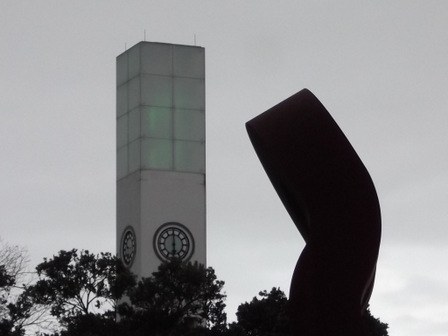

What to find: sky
left=1, top=1, right=448, bottom=335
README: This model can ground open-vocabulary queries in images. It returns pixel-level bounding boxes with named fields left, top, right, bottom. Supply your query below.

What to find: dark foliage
left=118, top=258, right=227, bottom=336
left=229, top=288, right=289, bottom=336
left=363, top=306, right=389, bottom=336
left=2, top=244, right=390, bottom=336
left=0, top=240, right=32, bottom=336
left=228, top=288, right=389, bottom=336
left=26, top=249, right=135, bottom=335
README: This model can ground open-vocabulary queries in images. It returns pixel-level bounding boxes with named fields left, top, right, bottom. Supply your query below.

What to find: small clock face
left=121, top=227, right=136, bottom=267
left=154, top=223, right=194, bottom=261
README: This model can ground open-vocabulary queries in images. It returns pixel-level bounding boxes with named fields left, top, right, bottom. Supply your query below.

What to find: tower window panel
left=174, top=140, right=205, bottom=173
left=116, top=54, right=128, bottom=87
left=141, top=107, right=172, bottom=139
left=174, top=78, right=205, bottom=110
left=141, top=75, right=173, bottom=108
left=117, top=115, right=128, bottom=149
left=128, top=45, right=141, bottom=80
left=173, top=46, right=205, bottom=79
left=141, top=138, right=173, bottom=170
left=117, top=146, right=128, bottom=179
left=128, top=77, right=140, bottom=112
left=116, top=84, right=128, bottom=118
left=141, top=43, right=173, bottom=76
left=128, top=140, right=141, bottom=174
left=128, top=108, right=140, bottom=142
left=174, top=109, right=205, bottom=142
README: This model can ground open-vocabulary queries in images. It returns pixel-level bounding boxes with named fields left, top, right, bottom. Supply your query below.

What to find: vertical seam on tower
left=171, top=45, right=175, bottom=170
left=126, top=49, right=130, bottom=175
left=139, top=44, right=142, bottom=174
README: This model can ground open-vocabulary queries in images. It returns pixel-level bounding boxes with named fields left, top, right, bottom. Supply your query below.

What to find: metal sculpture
left=246, top=89, right=381, bottom=336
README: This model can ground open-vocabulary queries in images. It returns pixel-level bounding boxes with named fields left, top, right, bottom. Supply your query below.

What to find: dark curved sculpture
left=246, top=89, right=381, bottom=336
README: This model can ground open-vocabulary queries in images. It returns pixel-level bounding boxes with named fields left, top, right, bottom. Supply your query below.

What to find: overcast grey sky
left=1, top=1, right=448, bottom=335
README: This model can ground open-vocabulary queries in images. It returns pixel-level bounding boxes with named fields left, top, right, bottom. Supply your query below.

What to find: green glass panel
left=117, top=146, right=128, bottom=179
left=141, top=43, right=172, bottom=76
left=141, top=75, right=173, bottom=107
left=141, top=107, right=172, bottom=139
left=128, top=45, right=140, bottom=79
left=142, top=138, right=173, bottom=170
left=128, top=140, right=141, bottom=174
left=174, top=109, right=205, bottom=141
left=173, top=45, right=205, bottom=78
left=128, top=108, right=140, bottom=142
left=173, top=78, right=205, bottom=110
left=116, top=53, right=128, bottom=86
left=116, top=84, right=128, bottom=117
left=174, top=140, right=204, bottom=173
left=128, top=77, right=140, bottom=111
left=117, top=115, right=128, bottom=149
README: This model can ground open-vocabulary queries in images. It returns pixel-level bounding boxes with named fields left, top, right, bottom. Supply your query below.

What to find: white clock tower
left=116, top=42, right=206, bottom=278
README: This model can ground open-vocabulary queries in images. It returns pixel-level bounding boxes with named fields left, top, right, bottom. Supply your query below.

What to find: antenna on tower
left=144, top=29, right=146, bottom=41
left=194, top=34, right=197, bottom=46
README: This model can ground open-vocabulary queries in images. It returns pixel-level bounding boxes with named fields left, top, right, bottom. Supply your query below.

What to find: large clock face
left=154, top=222, right=194, bottom=261
left=121, top=227, right=136, bottom=267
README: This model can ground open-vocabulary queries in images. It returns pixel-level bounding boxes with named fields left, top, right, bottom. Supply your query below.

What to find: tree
left=1, top=238, right=30, bottom=311
left=27, top=249, right=135, bottom=334
left=229, top=288, right=289, bottom=336
left=0, top=238, right=35, bottom=336
left=363, top=306, right=389, bottom=336
left=230, top=288, right=389, bottom=336
left=3, top=246, right=229, bottom=335
left=118, top=258, right=227, bottom=336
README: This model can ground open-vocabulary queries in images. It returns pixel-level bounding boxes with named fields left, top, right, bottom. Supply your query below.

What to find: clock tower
left=116, top=42, right=206, bottom=278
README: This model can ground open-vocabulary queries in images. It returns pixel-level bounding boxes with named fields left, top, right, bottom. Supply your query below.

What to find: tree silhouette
left=119, top=258, right=227, bottom=336
left=27, top=249, right=135, bottom=334
left=229, top=288, right=388, bottom=336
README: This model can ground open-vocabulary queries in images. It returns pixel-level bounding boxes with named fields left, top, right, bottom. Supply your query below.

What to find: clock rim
left=153, top=222, right=195, bottom=262
left=121, top=225, right=136, bottom=268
